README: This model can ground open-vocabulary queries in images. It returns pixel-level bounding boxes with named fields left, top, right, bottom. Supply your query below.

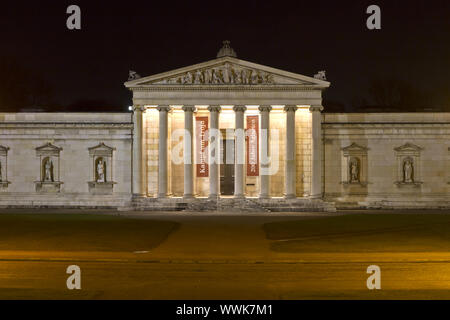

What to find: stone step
left=129, top=197, right=336, bottom=212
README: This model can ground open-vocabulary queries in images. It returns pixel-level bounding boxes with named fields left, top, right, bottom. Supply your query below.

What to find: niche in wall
left=0, top=145, right=10, bottom=190
left=448, top=147, right=450, bottom=186
left=341, top=143, right=369, bottom=194
left=88, top=142, right=116, bottom=195
left=394, top=143, right=423, bottom=187
left=35, top=142, right=63, bottom=193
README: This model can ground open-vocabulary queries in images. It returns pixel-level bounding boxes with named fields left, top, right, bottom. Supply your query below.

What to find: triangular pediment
left=394, top=143, right=423, bottom=152
left=125, top=56, right=330, bottom=88
left=88, top=142, right=115, bottom=152
left=35, top=142, right=62, bottom=157
left=89, top=142, right=115, bottom=156
left=0, top=145, right=9, bottom=156
left=35, top=142, right=63, bottom=152
left=342, top=143, right=369, bottom=152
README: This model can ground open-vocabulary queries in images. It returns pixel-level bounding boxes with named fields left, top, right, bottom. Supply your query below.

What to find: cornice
left=0, top=122, right=133, bottom=129
left=128, top=85, right=324, bottom=92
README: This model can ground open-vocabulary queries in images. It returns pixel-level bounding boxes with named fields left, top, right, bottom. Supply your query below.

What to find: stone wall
left=0, top=113, right=133, bottom=208
left=323, top=113, right=450, bottom=208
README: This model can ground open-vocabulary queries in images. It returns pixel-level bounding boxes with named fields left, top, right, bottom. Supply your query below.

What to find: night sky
left=0, top=0, right=449, bottom=112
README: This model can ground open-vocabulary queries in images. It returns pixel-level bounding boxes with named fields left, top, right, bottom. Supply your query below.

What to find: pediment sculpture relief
left=156, top=63, right=275, bottom=85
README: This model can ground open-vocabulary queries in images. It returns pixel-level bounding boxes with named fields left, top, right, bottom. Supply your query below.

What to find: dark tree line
left=1, top=56, right=447, bottom=113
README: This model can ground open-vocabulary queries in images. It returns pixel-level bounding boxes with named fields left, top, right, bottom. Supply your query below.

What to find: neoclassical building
left=1, top=42, right=449, bottom=211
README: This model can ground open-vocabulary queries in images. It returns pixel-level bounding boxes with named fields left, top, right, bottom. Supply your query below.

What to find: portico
left=125, top=42, right=330, bottom=209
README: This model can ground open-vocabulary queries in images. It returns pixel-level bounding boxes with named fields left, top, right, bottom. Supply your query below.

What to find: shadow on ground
left=0, top=213, right=179, bottom=252
left=263, top=213, right=450, bottom=252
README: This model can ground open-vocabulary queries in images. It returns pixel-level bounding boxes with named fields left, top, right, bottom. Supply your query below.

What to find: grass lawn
left=0, top=213, right=179, bottom=252
left=263, top=213, right=450, bottom=253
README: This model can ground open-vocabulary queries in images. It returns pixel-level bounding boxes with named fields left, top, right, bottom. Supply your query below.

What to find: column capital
left=284, top=105, right=298, bottom=112
left=233, top=105, right=247, bottom=113
left=182, top=106, right=196, bottom=112
left=157, top=105, right=172, bottom=112
left=258, top=105, right=272, bottom=112
left=309, top=105, right=324, bottom=112
left=133, top=105, right=146, bottom=112
left=207, top=106, right=221, bottom=112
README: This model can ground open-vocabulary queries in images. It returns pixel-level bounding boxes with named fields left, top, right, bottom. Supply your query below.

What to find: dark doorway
left=220, top=137, right=234, bottom=195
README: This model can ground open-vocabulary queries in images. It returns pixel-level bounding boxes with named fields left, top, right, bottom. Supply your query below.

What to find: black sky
left=0, top=0, right=449, bottom=111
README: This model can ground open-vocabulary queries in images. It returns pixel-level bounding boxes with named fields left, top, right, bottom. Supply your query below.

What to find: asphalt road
left=1, top=209, right=450, bottom=299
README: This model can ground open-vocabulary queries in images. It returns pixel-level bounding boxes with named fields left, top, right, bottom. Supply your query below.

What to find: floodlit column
left=157, top=105, right=171, bottom=198
left=284, top=105, right=298, bottom=199
left=258, top=106, right=272, bottom=199
left=208, top=106, right=221, bottom=199
left=233, top=105, right=247, bottom=198
left=182, top=106, right=196, bottom=199
left=310, top=105, right=324, bottom=198
left=132, top=105, right=146, bottom=196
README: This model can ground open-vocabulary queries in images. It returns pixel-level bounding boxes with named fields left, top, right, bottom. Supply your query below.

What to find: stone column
left=182, top=106, right=196, bottom=199
left=157, top=106, right=171, bottom=198
left=310, top=106, right=324, bottom=198
left=258, top=106, right=272, bottom=199
left=284, top=105, right=298, bottom=199
left=208, top=106, right=221, bottom=199
left=233, top=105, right=247, bottom=198
left=132, top=106, right=145, bottom=196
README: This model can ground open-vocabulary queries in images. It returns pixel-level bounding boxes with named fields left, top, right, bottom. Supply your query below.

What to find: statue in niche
left=43, top=158, right=54, bottom=182
left=349, top=159, right=360, bottom=183
left=0, top=160, right=2, bottom=182
left=96, top=158, right=106, bottom=183
left=403, top=158, right=414, bottom=183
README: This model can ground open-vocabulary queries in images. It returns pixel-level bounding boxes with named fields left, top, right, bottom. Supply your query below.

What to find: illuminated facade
left=124, top=45, right=333, bottom=211
left=1, top=44, right=449, bottom=211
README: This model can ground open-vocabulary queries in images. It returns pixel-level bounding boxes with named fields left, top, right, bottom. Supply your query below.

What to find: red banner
left=246, top=116, right=259, bottom=176
left=195, top=116, right=209, bottom=177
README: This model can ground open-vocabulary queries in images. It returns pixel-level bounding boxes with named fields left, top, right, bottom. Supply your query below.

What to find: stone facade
left=323, top=113, right=450, bottom=209
left=124, top=51, right=332, bottom=211
left=0, top=113, right=133, bottom=208
left=1, top=47, right=449, bottom=211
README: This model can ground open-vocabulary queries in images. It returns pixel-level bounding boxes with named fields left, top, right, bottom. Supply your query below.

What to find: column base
left=132, top=193, right=146, bottom=198
left=157, top=193, right=170, bottom=199
left=183, top=194, right=195, bottom=200
left=234, top=194, right=245, bottom=200
left=259, top=194, right=270, bottom=199
left=284, top=194, right=297, bottom=200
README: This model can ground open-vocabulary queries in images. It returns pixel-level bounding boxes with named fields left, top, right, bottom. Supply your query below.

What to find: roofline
left=124, top=56, right=330, bottom=88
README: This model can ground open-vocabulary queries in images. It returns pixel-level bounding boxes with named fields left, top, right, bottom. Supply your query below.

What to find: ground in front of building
left=1, top=209, right=450, bottom=299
